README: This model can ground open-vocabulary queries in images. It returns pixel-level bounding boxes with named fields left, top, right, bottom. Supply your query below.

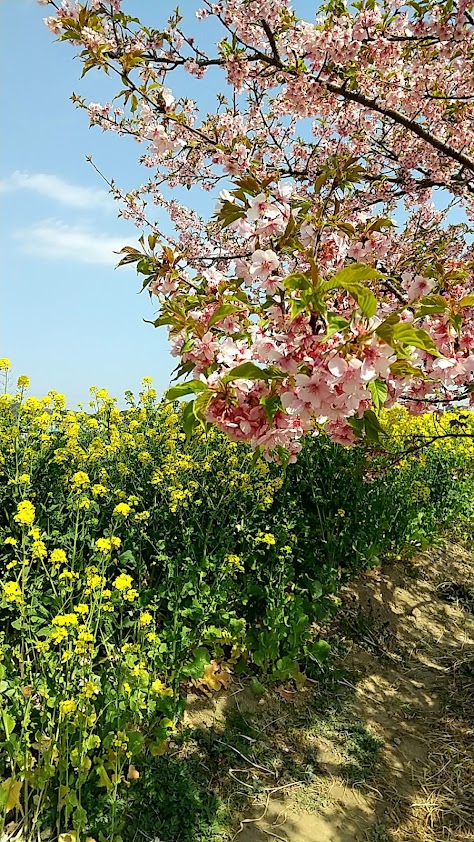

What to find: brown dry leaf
left=192, top=660, right=233, bottom=695
left=127, top=764, right=140, bottom=781
left=275, top=685, right=298, bottom=703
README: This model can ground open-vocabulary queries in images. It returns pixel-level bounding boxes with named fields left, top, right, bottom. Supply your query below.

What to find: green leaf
left=415, top=294, right=447, bottom=317
left=389, top=360, right=422, bottom=378
left=363, top=409, right=385, bottom=442
left=208, top=304, right=240, bottom=328
left=314, top=170, right=331, bottom=194
left=136, top=257, right=153, bottom=275
left=251, top=446, right=264, bottom=467
left=222, top=362, right=270, bottom=383
left=96, top=764, right=113, bottom=792
left=366, top=217, right=395, bottom=233
left=451, top=313, right=463, bottom=336
left=193, top=389, right=213, bottom=422
left=275, top=446, right=291, bottom=469
left=290, top=299, right=307, bottom=320
left=391, top=323, right=442, bottom=357
left=324, top=263, right=382, bottom=318
left=283, top=273, right=311, bottom=292
left=127, top=732, right=145, bottom=755
left=181, top=400, right=197, bottom=440
left=321, top=314, right=351, bottom=339
left=459, top=295, right=474, bottom=308
left=180, top=338, right=195, bottom=354
left=260, top=394, right=281, bottom=423
left=144, top=314, right=175, bottom=328
left=347, top=416, right=364, bottom=439
left=182, top=647, right=210, bottom=679
left=249, top=677, right=266, bottom=698
left=376, top=313, right=400, bottom=344
left=344, top=283, right=377, bottom=318
left=369, top=379, right=388, bottom=411
left=0, top=778, right=22, bottom=814
left=325, top=263, right=383, bottom=290
left=73, top=804, right=87, bottom=831
left=2, top=712, right=15, bottom=740
left=309, top=639, right=331, bottom=664
left=215, top=201, right=246, bottom=229
left=166, top=380, right=207, bottom=401
left=310, top=580, right=323, bottom=600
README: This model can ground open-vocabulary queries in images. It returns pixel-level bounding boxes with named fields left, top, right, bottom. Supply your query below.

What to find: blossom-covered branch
left=41, top=0, right=474, bottom=461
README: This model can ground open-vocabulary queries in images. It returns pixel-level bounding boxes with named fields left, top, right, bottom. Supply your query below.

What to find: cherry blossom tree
left=41, top=0, right=474, bottom=461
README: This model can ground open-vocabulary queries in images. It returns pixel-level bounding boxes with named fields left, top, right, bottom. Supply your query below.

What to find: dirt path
left=184, top=542, right=474, bottom=842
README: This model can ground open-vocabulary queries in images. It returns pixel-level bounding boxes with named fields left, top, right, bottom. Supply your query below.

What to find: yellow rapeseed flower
left=71, top=471, right=90, bottom=489
left=113, top=573, right=133, bottom=592
left=0, top=358, right=12, bottom=371
left=134, top=510, right=150, bottom=522
left=50, top=548, right=67, bottom=565
left=17, top=375, right=30, bottom=389
left=151, top=679, right=173, bottom=697
left=224, top=554, right=245, bottom=573
left=95, top=536, right=121, bottom=555
left=81, top=681, right=100, bottom=699
left=50, top=627, right=68, bottom=644
left=2, top=581, right=22, bottom=603
left=139, top=612, right=153, bottom=627
left=18, top=474, right=30, bottom=484
left=113, top=502, right=131, bottom=518
left=52, top=613, right=78, bottom=627
left=31, top=540, right=47, bottom=560
left=13, top=500, right=35, bottom=526
left=256, top=532, right=276, bottom=547
left=58, top=570, right=79, bottom=581
left=91, top=484, right=108, bottom=497
left=59, top=699, right=77, bottom=717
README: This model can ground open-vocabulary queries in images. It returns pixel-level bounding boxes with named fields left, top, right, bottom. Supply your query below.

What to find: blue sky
left=1, top=1, right=465, bottom=406
left=0, top=0, right=224, bottom=405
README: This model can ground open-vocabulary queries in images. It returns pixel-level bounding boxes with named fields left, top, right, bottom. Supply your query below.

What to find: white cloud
left=17, top=220, right=125, bottom=265
left=0, top=171, right=112, bottom=211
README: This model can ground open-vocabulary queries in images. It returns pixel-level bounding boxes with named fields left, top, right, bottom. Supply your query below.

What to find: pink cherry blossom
left=45, top=0, right=474, bottom=457
left=249, top=249, right=280, bottom=281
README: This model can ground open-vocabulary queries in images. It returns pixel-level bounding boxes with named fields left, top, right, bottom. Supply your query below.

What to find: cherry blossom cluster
left=41, top=0, right=474, bottom=459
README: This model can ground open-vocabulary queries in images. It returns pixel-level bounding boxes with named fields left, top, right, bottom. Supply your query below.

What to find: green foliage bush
left=0, top=370, right=473, bottom=841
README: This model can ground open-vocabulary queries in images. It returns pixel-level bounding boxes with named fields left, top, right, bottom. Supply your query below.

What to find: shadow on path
left=122, top=541, right=474, bottom=842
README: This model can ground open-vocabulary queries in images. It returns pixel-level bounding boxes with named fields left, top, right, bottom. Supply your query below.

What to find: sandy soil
left=185, top=541, right=474, bottom=842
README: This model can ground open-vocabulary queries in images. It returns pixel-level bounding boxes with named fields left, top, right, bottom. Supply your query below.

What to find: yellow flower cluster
left=95, top=537, right=121, bottom=555
left=13, top=500, right=35, bottom=526
left=382, top=407, right=474, bottom=458
left=224, top=554, right=245, bottom=573
left=113, top=502, right=131, bottom=518
left=256, top=532, right=276, bottom=547
left=2, top=581, right=22, bottom=604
